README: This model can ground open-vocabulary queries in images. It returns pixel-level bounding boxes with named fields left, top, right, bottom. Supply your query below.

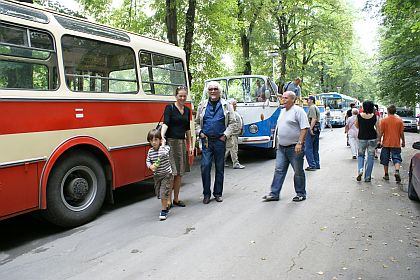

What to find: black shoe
left=215, top=196, right=223, bottom=202
left=352, top=156, right=357, bottom=159
left=395, top=172, right=401, bottom=182
left=173, top=200, right=186, bottom=207
left=356, top=170, right=363, bottom=182
left=305, top=167, right=317, bottom=171
left=203, top=196, right=210, bottom=204
left=292, top=196, right=306, bottom=202
left=262, top=194, right=279, bottom=201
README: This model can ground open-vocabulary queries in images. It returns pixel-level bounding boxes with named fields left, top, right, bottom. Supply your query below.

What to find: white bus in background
left=317, top=92, right=359, bottom=127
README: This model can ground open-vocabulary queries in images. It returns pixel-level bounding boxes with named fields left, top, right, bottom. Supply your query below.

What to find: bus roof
left=318, top=92, right=358, bottom=101
left=2, top=0, right=177, bottom=47
left=205, top=75, right=271, bottom=83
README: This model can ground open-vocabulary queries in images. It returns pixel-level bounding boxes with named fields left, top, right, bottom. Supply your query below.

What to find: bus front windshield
left=227, top=77, right=267, bottom=103
left=324, top=98, right=343, bottom=110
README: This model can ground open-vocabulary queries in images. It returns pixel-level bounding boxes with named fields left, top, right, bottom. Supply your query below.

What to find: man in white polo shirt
left=263, top=91, right=309, bottom=202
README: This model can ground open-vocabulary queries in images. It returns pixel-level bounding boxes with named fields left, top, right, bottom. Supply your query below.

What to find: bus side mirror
left=264, top=89, right=270, bottom=99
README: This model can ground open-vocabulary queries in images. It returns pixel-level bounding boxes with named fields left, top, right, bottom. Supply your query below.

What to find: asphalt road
left=1, top=129, right=419, bottom=280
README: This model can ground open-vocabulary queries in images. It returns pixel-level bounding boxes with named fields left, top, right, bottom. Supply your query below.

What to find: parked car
left=396, top=108, right=418, bottom=132
left=408, top=141, right=420, bottom=201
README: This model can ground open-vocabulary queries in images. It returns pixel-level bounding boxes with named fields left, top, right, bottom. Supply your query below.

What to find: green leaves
left=37, top=0, right=396, bottom=104
left=377, top=0, right=420, bottom=107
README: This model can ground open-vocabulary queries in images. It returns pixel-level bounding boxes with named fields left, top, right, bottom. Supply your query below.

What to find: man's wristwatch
left=297, top=141, right=303, bottom=145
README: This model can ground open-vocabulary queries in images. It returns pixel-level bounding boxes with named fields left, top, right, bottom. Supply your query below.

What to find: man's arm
left=223, top=103, right=236, bottom=138
left=377, top=121, right=383, bottom=145
left=295, top=128, right=308, bottom=154
left=400, top=124, right=405, bottom=148
left=310, top=118, right=316, bottom=135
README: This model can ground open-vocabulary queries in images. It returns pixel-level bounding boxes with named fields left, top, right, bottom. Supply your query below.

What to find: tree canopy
left=376, top=0, right=419, bottom=107
left=32, top=0, right=418, bottom=108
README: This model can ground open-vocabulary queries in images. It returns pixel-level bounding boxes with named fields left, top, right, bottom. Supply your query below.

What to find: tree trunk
left=183, top=0, right=196, bottom=86
left=237, top=0, right=263, bottom=75
left=165, top=0, right=178, bottom=46
left=320, top=61, right=325, bottom=92
left=276, top=13, right=288, bottom=85
left=241, top=33, right=252, bottom=75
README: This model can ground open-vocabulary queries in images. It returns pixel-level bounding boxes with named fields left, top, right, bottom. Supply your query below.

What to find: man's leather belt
left=279, top=144, right=296, bottom=148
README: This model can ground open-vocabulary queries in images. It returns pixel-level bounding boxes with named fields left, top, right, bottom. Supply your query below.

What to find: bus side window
left=139, top=51, right=187, bottom=95
left=0, top=23, right=58, bottom=90
left=61, top=35, right=137, bottom=93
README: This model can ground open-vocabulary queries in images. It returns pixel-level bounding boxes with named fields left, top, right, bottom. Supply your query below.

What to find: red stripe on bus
left=0, top=101, right=192, bottom=135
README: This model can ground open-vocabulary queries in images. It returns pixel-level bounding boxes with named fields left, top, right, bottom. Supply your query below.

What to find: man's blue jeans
left=201, top=139, right=225, bottom=197
left=270, top=145, right=306, bottom=198
left=358, top=139, right=376, bottom=180
left=305, top=131, right=320, bottom=168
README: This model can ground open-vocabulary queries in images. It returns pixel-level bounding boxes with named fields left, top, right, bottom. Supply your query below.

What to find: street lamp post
left=268, top=51, right=278, bottom=82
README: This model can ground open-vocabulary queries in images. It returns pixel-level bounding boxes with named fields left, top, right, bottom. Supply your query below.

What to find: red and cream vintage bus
left=0, top=0, right=192, bottom=227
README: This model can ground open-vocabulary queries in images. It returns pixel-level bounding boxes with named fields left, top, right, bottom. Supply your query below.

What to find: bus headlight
left=249, top=124, right=258, bottom=134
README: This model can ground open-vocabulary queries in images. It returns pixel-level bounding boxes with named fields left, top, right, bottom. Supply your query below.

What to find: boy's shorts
left=154, top=173, right=172, bottom=200
left=380, top=147, right=402, bottom=166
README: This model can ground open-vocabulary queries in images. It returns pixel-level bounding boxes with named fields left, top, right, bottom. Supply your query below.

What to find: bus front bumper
left=238, top=136, right=271, bottom=145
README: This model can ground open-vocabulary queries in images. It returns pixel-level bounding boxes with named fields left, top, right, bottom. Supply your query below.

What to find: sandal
left=173, top=200, right=186, bottom=207
left=292, top=196, right=306, bottom=202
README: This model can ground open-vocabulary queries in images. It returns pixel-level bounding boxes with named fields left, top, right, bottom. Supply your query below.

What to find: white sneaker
left=233, top=163, right=245, bottom=169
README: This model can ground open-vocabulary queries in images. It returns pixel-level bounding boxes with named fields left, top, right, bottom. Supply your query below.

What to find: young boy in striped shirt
left=146, top=129, right=172, bottom=220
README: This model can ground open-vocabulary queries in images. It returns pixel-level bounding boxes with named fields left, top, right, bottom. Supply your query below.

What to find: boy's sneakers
left=159, top=209, right=169, bottom=221
left=383, top=173, right=389, bottom=180
left=395, top=171, right=401, bottom=182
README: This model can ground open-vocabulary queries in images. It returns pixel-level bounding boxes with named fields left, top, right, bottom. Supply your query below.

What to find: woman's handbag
left=156, top=104, right=174, bottom=131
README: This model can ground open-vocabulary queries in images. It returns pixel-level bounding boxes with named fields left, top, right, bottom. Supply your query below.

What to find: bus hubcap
left=68, top=178, right=89, bottom=200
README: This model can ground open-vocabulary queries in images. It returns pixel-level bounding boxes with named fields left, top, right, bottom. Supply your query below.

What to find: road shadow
left=0, top=152, right=269, bottom=247
left=0, top=180, right=156, bottom=250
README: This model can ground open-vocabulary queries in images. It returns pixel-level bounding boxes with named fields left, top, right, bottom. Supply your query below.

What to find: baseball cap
left=308, top=96, right=316, bottom=101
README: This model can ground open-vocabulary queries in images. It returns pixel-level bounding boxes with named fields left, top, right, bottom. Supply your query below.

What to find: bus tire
left=42, top=151, right=106, bottom=227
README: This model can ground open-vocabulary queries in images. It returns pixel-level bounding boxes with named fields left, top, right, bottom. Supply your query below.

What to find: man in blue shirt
left=283, top=77, right=301, bottom=97
left=195, top=81, right=236, bottom=204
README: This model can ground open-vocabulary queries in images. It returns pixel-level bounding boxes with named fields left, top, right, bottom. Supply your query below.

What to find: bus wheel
left=43, top=152, right=106, bottom=227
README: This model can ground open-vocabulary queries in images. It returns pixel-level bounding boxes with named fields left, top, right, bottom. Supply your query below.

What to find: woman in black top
left=161, top=86, right=193, bottom=207
left=355, top=101, right=380, bottom=182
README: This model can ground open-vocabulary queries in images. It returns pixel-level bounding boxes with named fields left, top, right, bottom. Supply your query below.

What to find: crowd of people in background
left=146, top=79, right=407, bottom=221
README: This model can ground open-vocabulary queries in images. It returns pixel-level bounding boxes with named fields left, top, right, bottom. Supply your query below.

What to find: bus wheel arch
left=41, top=139, right=114, bottom=227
